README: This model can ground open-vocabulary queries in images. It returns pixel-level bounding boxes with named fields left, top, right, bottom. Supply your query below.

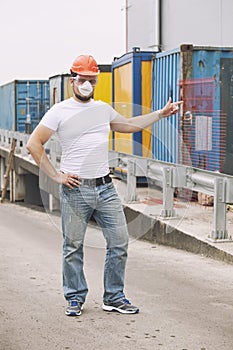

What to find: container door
left=16, top=81, right=49, bottom=132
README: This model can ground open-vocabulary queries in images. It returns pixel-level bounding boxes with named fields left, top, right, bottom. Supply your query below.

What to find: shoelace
left=122, top=298, right=131, bottom=305
left=69, top=300, right=80, bottom=307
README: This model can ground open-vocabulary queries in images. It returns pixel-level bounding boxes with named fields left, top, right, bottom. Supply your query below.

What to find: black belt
left=80, top=174, right=112, bottom=187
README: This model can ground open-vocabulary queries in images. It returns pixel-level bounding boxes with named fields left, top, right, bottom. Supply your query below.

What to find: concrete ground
left=1, top=202, right=233, bottom=350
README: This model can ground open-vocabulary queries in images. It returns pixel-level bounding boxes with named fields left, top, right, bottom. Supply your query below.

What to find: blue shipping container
left=152, top=44, right=233, bottom=174
left=0, top=80, right=49, bottom=132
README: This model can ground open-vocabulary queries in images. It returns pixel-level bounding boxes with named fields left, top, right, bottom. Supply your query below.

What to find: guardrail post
left=125, top=158, right=137, bottom=202
left=210, top=177, right=228, bottom=241
left=0, top=157, right=5, bottom=190
left=0, top=129, right=3, bottom=146
left=21, top=134, right=30, bottom=156
left=3, top=130, right=8, bottom=147
left=49, top=193, right=60, bottom=212
left=160, top=166, right=176, bottom=218
left=15, top=133, right=21, bottom=154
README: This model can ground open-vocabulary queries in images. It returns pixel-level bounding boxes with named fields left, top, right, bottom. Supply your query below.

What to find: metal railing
left=1, top=128, right=233, bottom=242
left=0, top=129, right=30, bottom=156
left=108, top=151, right=233, bottom=242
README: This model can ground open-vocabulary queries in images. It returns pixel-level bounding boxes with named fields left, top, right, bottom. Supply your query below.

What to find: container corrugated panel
left=152, top=45, right=233, bottom=174
left=0, top=80, right=49, bottom=132
left=152, top=48, right=180, bottom=163
left=15, top=80, right=49, bottom=132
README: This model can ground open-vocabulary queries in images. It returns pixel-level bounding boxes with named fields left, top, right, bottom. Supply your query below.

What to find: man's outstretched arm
left=110, top=98, right=183, bottom=133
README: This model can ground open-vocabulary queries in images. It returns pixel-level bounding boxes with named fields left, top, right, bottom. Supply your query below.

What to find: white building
left=125, top=0, right=233, bottom=52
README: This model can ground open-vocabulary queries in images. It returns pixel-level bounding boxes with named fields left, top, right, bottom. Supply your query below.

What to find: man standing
left=26, top=55, right=182, bottom=316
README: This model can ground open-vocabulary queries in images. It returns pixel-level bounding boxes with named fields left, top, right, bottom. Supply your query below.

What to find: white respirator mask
left=77, top=80, right=93, bottom=96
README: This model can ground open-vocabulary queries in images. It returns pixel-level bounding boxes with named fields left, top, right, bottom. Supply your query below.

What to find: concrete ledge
left=124, top=206, right=233, bottom=265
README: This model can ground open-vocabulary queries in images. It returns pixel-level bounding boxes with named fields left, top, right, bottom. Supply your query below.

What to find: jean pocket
left=61, top=184, right=80, bottom=196
left=106, top=182, right=114, bottom=189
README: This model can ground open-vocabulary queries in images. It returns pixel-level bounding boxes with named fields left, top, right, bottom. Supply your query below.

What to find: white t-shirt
left=40, top=97, right=119, bottom=178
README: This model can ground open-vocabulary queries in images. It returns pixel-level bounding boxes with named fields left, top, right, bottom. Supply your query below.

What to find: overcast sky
left=0, top=0, right=125, bottom=85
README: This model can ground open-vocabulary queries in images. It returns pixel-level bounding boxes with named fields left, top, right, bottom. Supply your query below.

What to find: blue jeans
left=59, top=182, right=129, bottom=304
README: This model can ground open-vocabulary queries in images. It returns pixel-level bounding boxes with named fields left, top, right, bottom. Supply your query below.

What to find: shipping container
left=0, top=80, right=49, bottom=133
left=49, top=74, right=72, bottom=106
left=112, top=48, right=156, bottom=158
left=152, top=44, right=233, bottom=174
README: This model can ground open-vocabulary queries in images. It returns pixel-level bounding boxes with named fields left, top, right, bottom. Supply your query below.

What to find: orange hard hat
left=70, top=55, right=99, bottom=76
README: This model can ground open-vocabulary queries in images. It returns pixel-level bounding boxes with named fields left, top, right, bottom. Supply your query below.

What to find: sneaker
left=102, top=298, right=139, bottom=314
left=65, top=300, right=83, bottom=316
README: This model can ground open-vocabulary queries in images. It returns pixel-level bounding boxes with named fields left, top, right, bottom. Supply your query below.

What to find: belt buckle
left=91, top=178, right=96, bottom=186
left=81, top=176, right=106, bottom=187
left=83, top=178, right=96, bottom=186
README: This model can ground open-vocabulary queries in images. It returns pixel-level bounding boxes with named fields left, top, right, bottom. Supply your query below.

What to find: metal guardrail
left=1, top=129, right=233, bottom=242
left=0, top=129, right=30, bottom=156
left=108, top=151, right=233, bottom=243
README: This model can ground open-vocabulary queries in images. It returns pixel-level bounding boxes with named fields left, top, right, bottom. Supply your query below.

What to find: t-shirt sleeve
left=39, top=104, right=61, bottom=131
left=108, top=104, right=120, bottom=121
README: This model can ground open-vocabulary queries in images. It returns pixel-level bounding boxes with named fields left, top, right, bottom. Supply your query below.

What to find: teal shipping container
left=0, top=80, right=49, bottom=133
left=152, top=44, right=233, bottom=175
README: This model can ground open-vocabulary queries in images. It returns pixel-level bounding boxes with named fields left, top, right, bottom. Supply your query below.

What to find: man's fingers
left=169, top=100, right=183, bottom=106
left=61, top=173, right=81, bottom=188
